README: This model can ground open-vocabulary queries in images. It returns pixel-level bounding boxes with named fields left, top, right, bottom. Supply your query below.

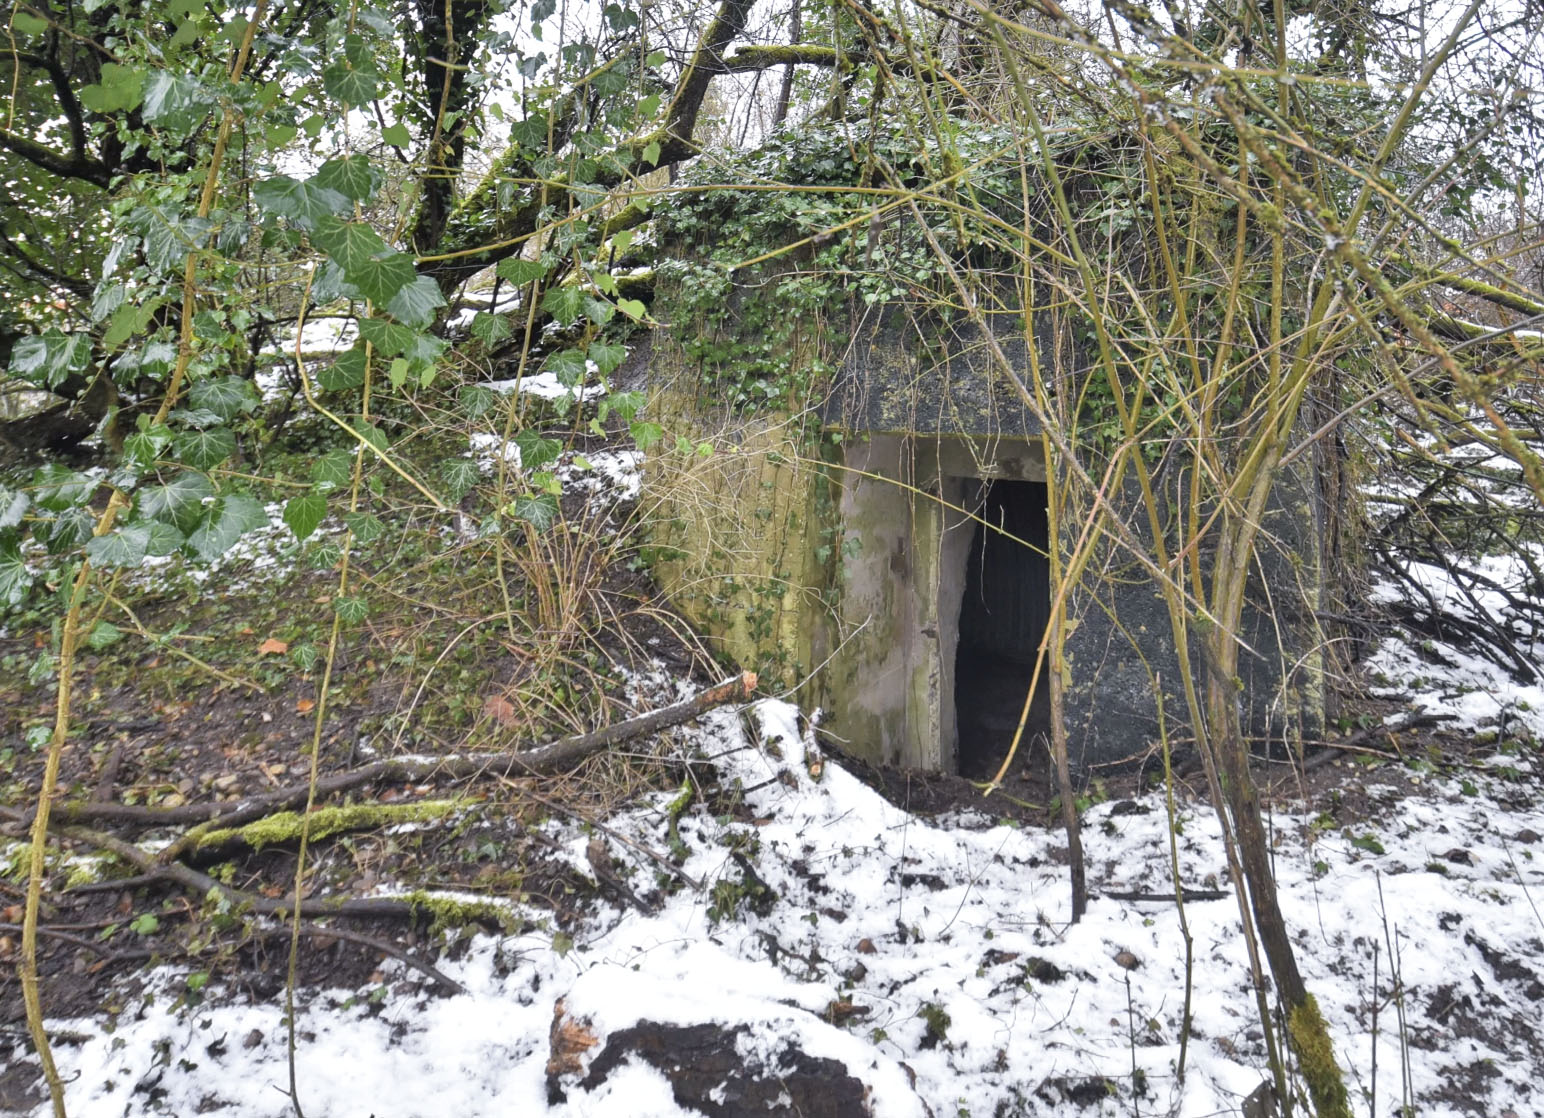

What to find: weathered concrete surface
left=643, top=289, right=1327, bottom=774
left=641, top=331, right=824, bottom=688
left=824, top=305, right=1044, bottom=439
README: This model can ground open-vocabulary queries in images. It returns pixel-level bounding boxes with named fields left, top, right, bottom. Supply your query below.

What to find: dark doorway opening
left=954, top=479, right=1052, bottom=779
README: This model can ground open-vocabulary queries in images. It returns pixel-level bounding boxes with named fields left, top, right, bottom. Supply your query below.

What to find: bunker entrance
left=953, top=479, right=1052, bottom=779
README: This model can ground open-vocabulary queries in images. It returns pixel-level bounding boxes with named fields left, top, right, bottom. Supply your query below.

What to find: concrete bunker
left=830, top=429, right=1054, bottom=780
left=641, top=305, right=1329, bottom=780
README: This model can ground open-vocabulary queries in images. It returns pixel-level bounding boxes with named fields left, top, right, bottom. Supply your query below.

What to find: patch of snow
left=468, top=433, right=522, bottom=474
left=559, top=449, right=642, bottom=501
left=485, top=370, right=603, bottom=403
left=27, top=690, right=1544, bottom=1118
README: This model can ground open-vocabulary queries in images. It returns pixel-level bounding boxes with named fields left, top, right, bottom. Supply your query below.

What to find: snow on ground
left=255, top=318, right=359, bottom=402
left=560, top=449, right=643, bottom=500
left=20, top=684, right=1544, bottom=1118
left=485, top=369, right=605, bottom=404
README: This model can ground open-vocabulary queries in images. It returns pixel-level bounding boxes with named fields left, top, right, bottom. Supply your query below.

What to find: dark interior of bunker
left=954, top=479, right=1052, bottom=779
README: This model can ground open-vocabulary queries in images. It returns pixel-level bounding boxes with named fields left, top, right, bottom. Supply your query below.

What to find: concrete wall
left=641, top=333, right=825, bottom=689
left=642, top=295, right=1327, bottom=774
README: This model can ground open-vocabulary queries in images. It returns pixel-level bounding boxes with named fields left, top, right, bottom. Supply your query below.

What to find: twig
left=40, top=673, right=759, bottom=843
left=89, top=742, right=126, bottom=805
left=0, top=805, right=441, bottom=924
left=0, top=922, right=154, bottom=963
left=518, top=786, right=704, bottom=892
left=261, top=920, right=465, bottom=995
left=1099, top=889, right=1229, bottom=903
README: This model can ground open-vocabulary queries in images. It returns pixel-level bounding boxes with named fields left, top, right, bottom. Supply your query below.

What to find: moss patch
left=396, top=889, right=523, bottom=933
left=193, top=799, right=466, bottom=852
left=1288, top=994, right=1351, bottom=1118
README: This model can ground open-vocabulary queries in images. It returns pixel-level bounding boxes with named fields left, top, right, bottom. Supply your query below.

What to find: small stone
left=856, top=938, right=876, bottom=955
left=843, top=962, right=867, bottom=983
left=1443, top=848, right=1472, bottom=865
left=1514, top=829, right=1540, bottom=844
left=243, top=1029, right=263, bottom=1049
left=1115, top=950, right=1140, bottom=970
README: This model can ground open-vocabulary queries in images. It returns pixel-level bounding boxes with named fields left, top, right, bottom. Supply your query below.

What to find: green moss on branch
left=1288, top=995, right=1351, bottom=1118
left=193, top=800, right=465, bottom=853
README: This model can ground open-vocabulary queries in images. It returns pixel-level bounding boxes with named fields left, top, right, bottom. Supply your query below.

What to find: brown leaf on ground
left=483, top=694, right=518, bottom=726
left=295, top=698, right=315, bottom=713
left=257, top=637, right=289, bottom=655
left=547, top=999, right=599, bottom=1079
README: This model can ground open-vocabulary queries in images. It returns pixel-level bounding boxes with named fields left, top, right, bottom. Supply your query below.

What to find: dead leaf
left=546, top=999, right=599, bottom=1079
left=257, top=637, right=289, bottom=656
left=482, top=694, right=518, bottom=727
left=295, top=698, right=315, bottom=714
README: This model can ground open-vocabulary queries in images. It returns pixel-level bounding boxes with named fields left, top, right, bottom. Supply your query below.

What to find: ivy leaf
left=283, top=493, right=327, bottom=541
left=582, top=295, right=614, bottom=326
left=253, top=176, right=351, bottom=231
left=144, top=519, right=185, bottom=556
left=91, top=282, right=127, bottom=323
left=187, top=495, right=268, bottom=561
left=513, top=430, right=562, bottom=471
left=470, top=312, right=512, bottom=346
left=357, top=317, right=416, bottom=356
left=342, top=511, right=384, bottom=545
left=142, top=71, right=212, bottom=132
left=86, top=523, right=152, bottom=568
left=32, top=465, right=96, bottom=511
left=135, top=211, right=211, bottom=273
left=616, top=297, right=647, bottom=321
left=310, top=450, right=354, bottom=490
left=323, top=60, right=379, bottom=106
left=352, top=421, right=389, bottom=453
left=334, top=595, right=369, bottom=622
left=629, top=420, right=664, bottom=450
left=542, top=286, right=585, bottom=326
left=381, top=121, right=412, bottom=147
left=188, top=376, right=259, bottom=421
left=138, top=472, right=215, bottom=532
left=87, top=621, right=123, bottom=651
left=311, top=261, right=363, bottom=303
left=0, top=534, right=32, bottom=607
left=345, top=252, right=419, bottom=306
left=313, top=155, right=381, bottom=203
left=8, top=11, right=48, bottom=34
left=588, top=341, right=626, bottom=376
left=441, top=458, right=480, bottom=501
left=173, top=427, right=237, bottom=470
left=318, top=346, right=368, bottom=391
left=544, top=348, right=588, bottom=385
left=508, top=493, right=558, bottom=532
left=45, top=507, right=94, bottom=554
left=310, top=217, right=392, bottom=278
left=406, top=332, right=446, bottom=364
left=495, top=257, right=548, bottom=285
left=642, top=140, right=661, bottom=167
left=458, top=385, right=498, bottom=418
left=385, top=274, right=445, bottom=328
left=9, top=330, right=92, bottom=389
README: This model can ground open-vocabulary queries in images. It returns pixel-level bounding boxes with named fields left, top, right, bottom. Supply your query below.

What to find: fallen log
left=38, top=673, right=757, bottom=840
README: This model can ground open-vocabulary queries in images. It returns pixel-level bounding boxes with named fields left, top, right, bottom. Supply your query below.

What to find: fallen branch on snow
left=31, top=673, right=756, bottom=845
